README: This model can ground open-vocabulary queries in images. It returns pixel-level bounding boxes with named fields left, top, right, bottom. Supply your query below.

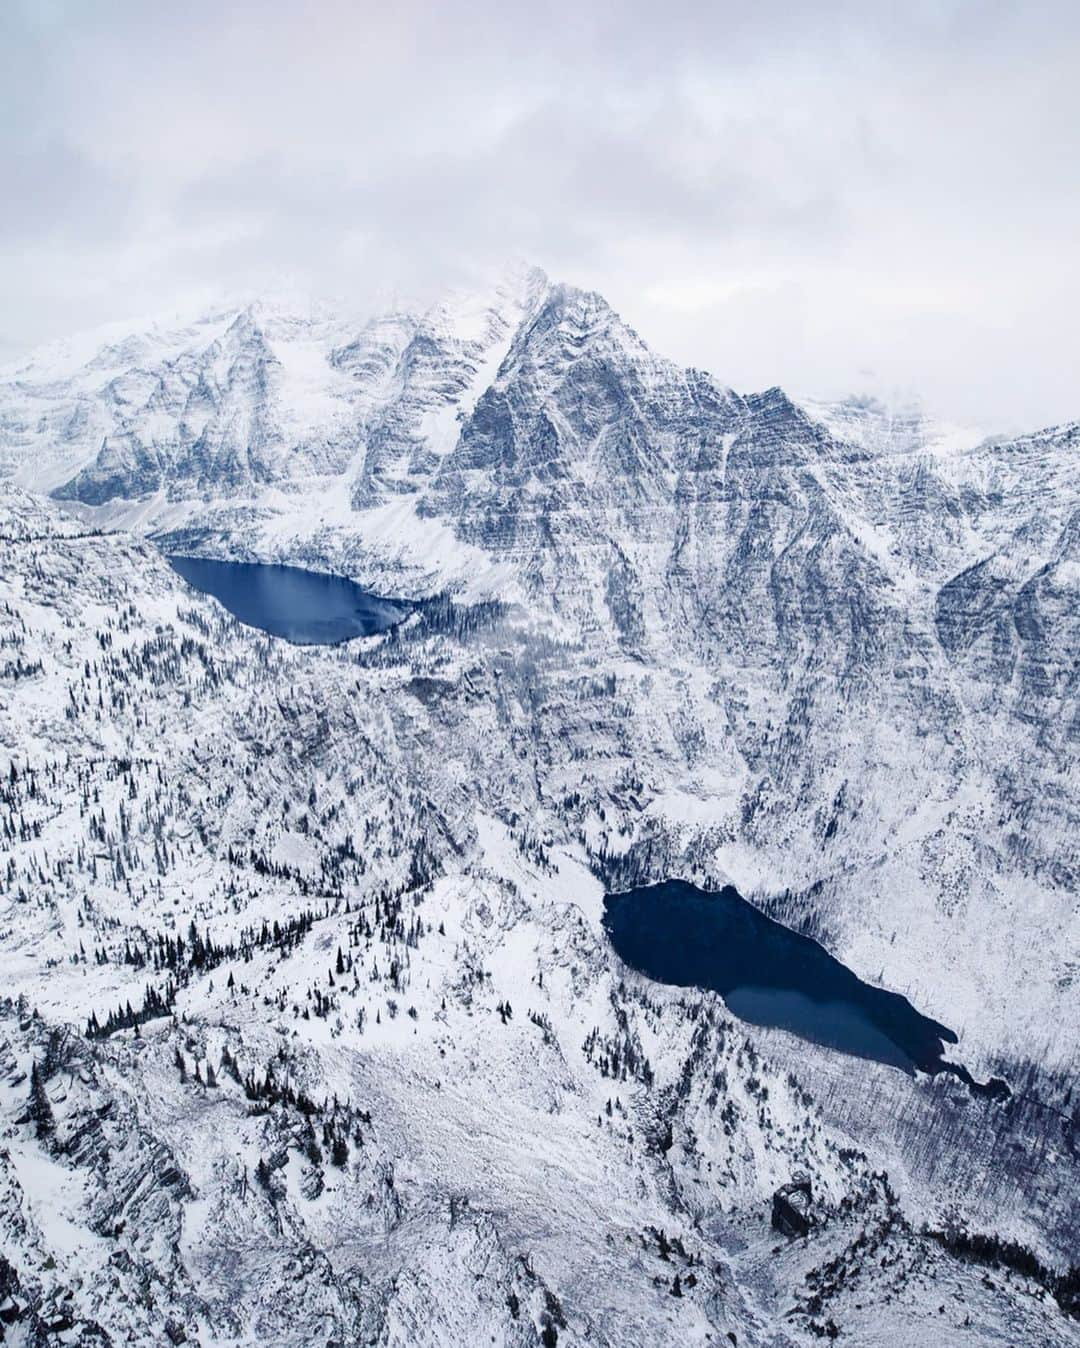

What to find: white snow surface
left=0, top=267, right=1078, bottom=1346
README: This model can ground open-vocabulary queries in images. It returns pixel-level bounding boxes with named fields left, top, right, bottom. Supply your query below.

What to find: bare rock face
left=772, top=1176, right=813, bottom=1239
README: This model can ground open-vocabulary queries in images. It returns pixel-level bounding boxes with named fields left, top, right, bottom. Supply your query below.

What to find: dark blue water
left=604, top=880, right=1007, bottom=1095
left=167, top=556, right=409, bottom=645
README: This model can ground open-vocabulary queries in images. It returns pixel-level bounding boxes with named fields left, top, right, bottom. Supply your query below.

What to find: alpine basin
left=603, top=879, right=962, bottom=1077
left=167, top=555, right=408, bottom=645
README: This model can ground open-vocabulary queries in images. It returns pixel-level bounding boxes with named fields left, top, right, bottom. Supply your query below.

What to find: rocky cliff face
left=0, top=271, right=1078, bottom=1345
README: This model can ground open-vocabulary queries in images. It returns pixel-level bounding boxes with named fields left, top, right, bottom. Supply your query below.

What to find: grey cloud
left=2, top=0, right=1079, bottom=431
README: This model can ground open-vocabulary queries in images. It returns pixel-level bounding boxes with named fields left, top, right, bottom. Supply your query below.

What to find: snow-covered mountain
left=0, top=268, right=545, bottom=514
left=0, top=272, right=1077, bottom=1345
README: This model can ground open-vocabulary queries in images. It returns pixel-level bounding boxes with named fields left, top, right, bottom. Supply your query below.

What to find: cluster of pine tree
left=86, top=979, right=176, bottom=1038
left=582, top=1017, right=654, bottom=1086
left=85, top=909, right=321, bottom=1038
left=925, top=1225, right=1080, bottom=1319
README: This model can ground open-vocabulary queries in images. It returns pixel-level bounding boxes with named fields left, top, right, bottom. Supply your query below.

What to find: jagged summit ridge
left=1, top=267, right=981, bottom=526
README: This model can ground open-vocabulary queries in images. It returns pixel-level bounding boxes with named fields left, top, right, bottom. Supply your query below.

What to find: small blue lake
left=167, top=556, right=409, bottom=645
left=604, top=879, right=1006, bottom=1096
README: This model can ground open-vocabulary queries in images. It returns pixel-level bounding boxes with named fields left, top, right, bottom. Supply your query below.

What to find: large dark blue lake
left=604, top=879, right=1006, bottom=1096
left=167, top=556, right=408, bottom=645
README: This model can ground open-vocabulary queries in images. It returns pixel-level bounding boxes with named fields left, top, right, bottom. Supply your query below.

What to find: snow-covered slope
left=0, top=264, right=1078, bottom=1345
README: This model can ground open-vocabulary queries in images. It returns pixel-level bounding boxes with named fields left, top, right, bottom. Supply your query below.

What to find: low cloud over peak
left=4, top=0, right=1078, bottom=432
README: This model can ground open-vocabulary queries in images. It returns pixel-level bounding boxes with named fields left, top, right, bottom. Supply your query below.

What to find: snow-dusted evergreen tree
left=27, top=1060, right=55, bottom=1142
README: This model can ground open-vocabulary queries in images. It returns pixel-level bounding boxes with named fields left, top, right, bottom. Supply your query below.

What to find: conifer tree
left=28, top=1060, right=55, bottom=1142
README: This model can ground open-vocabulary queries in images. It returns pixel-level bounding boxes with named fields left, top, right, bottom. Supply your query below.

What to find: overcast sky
left=4, top=0, right=1078, bottom=431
